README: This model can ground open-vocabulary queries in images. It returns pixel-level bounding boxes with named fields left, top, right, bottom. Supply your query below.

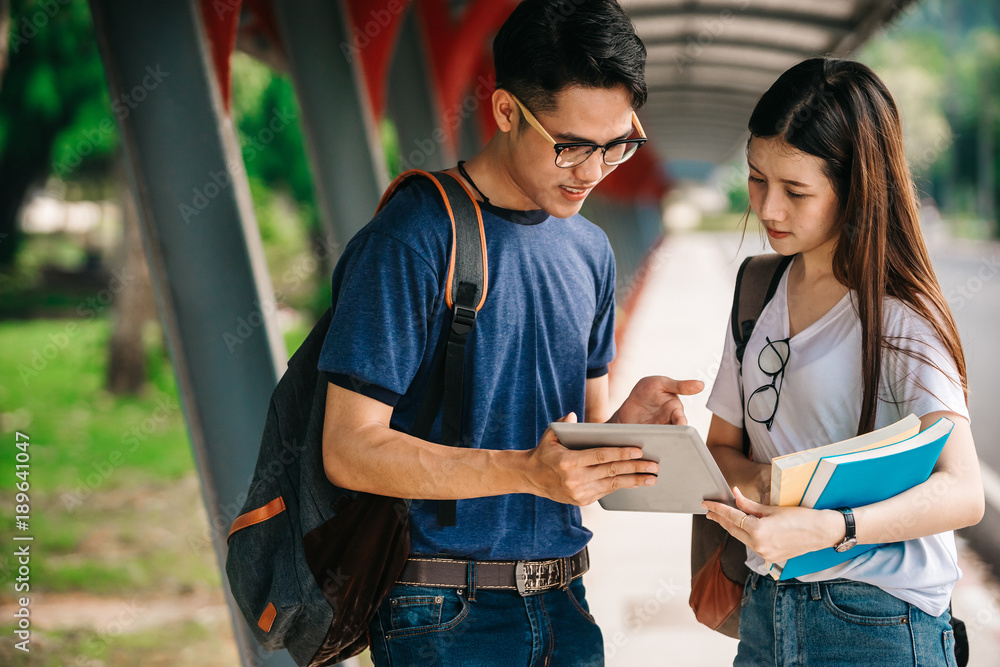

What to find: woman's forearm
left=853, top=469, right=984, bottom=545
left=854, top=414, right=984, bottom=545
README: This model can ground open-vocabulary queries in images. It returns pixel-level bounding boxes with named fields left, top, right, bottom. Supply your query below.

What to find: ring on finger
left=739, top=513, right=749, bottom=531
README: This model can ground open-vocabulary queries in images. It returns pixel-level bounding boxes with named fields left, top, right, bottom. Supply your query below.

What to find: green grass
left=0, top=316, right=316, bottom=494
left=0, top=316, right=318, bottom=598
left=0, top=619, right=239, bottom=667
left=0, top=318, right=193, bottom=493
left=34, top=559, right=136, bottom=593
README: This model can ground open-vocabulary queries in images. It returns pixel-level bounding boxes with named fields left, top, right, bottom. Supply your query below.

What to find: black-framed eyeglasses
left=509, top=93, right=648, bottom=168
left=746, top=337, right=790, bottom=431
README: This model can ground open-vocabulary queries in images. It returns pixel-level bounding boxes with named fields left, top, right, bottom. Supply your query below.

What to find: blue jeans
left=736, top=573, right=957, bottom=666
left=368, top=576, right=604, bottom=666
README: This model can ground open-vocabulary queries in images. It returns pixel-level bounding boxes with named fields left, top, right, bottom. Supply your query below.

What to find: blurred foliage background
left=862, top=1, right=1000, bottom=235
left=711, top=1, right=1000, bottom=235
left=0, top=0, right=997, bottom=664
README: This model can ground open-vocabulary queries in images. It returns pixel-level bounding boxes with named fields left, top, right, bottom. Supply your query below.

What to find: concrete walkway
left=582, top=230, right=1000, bottom=666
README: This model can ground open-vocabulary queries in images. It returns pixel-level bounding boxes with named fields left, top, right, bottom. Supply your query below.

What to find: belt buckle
left=515, top=561, right=544, bottom=597
left=516, top=559, right=566, bottom=596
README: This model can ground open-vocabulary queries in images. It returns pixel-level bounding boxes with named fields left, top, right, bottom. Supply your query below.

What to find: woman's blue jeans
left=368, top=576, right=604, bottom=666
left=736, top=572, right=957, bottom=666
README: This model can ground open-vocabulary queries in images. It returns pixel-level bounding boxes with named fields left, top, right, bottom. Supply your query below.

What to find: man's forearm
left=324, top=425, right=531, bottom=500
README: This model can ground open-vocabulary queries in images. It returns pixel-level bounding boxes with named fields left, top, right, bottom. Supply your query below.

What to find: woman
left=701, top=58, right=984, bottom=666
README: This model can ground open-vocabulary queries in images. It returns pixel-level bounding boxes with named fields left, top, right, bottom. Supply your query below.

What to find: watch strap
left=835, top=506, right=856, bottom=541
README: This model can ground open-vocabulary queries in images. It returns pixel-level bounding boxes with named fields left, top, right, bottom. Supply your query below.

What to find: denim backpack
left=225, top=170, right=487, bottom=666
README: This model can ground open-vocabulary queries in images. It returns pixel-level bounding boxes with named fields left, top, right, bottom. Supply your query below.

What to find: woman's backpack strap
left=730, top=253, right=793, bottom=456
left=731, top=253, right=793, bottom=366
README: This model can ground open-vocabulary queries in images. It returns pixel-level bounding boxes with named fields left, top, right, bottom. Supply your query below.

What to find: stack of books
left=767, top=414, right=954, bottom=580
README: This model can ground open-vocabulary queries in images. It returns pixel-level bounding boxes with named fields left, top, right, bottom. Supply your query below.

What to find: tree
left=105, top=153, right=154, bottom=395
left=860, top=0, right=1000, bottom=235
left=0, top=0, right=115, bottom=266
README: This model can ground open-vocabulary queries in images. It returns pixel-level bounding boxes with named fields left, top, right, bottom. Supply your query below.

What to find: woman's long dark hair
left=747, top=58, right=967, bottom=435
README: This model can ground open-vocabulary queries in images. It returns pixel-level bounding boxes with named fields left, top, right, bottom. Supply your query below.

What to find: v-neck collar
left=781, top=256, right=853, bottom=342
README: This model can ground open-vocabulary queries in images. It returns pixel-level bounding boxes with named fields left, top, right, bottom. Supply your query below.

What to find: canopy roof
left=624, top=0, right=917, bottom=178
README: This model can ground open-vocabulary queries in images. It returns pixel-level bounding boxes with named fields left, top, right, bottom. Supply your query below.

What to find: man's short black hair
left=493, top=0, right=647, bottom=117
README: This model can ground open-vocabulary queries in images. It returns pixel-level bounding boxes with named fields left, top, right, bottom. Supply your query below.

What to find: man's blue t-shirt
left=318, top=177, right=616, bottom=560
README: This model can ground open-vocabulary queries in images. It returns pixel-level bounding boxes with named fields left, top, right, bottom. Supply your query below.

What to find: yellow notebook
left=769, top=414, right=921, bottom=507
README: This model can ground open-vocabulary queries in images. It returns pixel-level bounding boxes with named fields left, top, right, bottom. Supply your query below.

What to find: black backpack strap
left=730, top=253, right=793, bottom=457
left=378, top=169, right=488, bottom=527
left=435, top=173, right=486, bottom=526
left=948, top=602, right=969, bottom=666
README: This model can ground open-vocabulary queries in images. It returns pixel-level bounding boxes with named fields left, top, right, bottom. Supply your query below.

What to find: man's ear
left=492, top=89, right=517, bottom=134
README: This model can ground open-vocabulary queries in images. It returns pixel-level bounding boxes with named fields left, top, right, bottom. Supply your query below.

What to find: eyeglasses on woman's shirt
left=746, top=336, right=790, bottom=431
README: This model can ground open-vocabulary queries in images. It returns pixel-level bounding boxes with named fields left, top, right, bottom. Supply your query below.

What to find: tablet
left=549, top=422, right=736, bottom=514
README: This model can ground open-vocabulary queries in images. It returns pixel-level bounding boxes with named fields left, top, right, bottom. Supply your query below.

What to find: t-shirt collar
left=479, top=199, right=549, bottom=226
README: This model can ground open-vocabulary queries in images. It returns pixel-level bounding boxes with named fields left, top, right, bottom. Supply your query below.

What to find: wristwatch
left=833, top=507, right=857, bottom=553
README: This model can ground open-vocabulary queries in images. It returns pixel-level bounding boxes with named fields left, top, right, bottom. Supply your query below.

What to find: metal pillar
left=270, top=0, right=389, bottom=246
left=388, top=7, right=452, bottom=172
left=88, top=1, right=292, bottom=665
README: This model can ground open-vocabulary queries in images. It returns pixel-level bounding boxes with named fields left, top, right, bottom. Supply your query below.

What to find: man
left=319, top=1, right=702, bottom=664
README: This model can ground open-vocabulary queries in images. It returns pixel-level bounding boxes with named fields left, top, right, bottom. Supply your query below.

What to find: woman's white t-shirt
left=706, top=256, right=969, bottom=617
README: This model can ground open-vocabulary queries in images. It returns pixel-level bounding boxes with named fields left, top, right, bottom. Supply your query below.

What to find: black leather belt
left=396, top=548, right=589, bottom=596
